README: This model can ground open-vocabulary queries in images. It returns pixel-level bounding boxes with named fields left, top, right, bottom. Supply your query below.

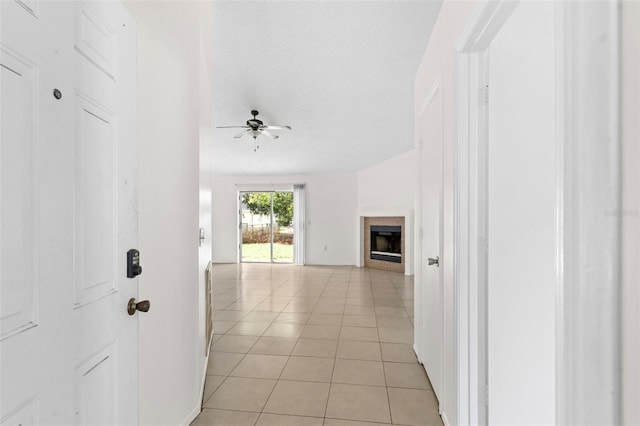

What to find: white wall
left=357, top=149, right=416, bottom=212
left=356, top=150, right=416, bottom=274
left=212, top=173, right=357, bottom=265
left=414, top=2, right=477, bottom=424
left=123, top=2, right=209, bottom=425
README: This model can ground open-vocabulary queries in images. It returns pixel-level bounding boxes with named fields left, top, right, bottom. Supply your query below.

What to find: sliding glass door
left=240, top=191, right=294, bottom=263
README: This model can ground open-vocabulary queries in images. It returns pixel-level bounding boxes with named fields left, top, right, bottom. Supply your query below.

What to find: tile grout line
left=321, top=269, right=340, bottom=422
left=376, top=272, right=395, bottom=425
left=211, top=271, right=289, bottom=421
left=322, top=267, right=353, bottom=422
left=203, top=265, right=421, bottom=426
left=261, top=265, right=322, bottom=421
left=254, top=269, right=330, bottom=423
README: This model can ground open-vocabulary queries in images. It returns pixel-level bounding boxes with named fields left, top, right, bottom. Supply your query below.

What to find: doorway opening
left=239, top=191, right=294, bottom=263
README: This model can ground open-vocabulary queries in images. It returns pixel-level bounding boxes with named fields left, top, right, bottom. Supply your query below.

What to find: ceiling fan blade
left=234, top=130, right=251, bottom=139
left=217, top=125, right=250, bottom=129
left=260, top=125, right=291, bottom=131
left=261, top=129, right=279, bottom=140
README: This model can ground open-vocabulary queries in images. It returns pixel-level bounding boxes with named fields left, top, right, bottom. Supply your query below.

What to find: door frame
left=454, top=1, right=621, bottom=424
left=622, top=2, right=640, bottom=423
left=454, top=3, right=518, bottom=423
left=554, top=3, right=621, bottom=424
left=238, top=190, right=294, bottom=264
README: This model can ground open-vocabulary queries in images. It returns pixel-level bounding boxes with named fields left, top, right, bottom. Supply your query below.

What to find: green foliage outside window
left=242, top=192, right=293, bottom=227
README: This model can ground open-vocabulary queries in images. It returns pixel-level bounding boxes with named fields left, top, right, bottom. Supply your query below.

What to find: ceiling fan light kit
left=217, top=110, right=291, bottom=152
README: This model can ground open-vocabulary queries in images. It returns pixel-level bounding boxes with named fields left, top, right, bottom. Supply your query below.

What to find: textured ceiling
left=211, top=1, right=442, bottom=175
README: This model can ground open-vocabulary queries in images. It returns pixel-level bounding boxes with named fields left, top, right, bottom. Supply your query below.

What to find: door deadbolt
left=127, top=298, right=150, bottom=315
left=428, top=256, right=440, bottom=267
left=127, top=249, right=142, bottom=278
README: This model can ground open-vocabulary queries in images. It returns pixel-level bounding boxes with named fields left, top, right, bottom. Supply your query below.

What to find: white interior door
left=1, top=2, right=138, bottom=424
left=418, top=85, right=444, bottom=405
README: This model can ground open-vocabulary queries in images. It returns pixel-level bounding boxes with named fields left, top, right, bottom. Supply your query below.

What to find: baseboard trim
left=179, top=404, right=201, bottom=426
left=181, top=344, right=211, bottom=426
left=441, top=411, right=450, bottom=426
left=200, top=351, right=210, bottom=400
left=413, top=343, right=423, bottom=365
left=178, top=361, right=209, bottom=426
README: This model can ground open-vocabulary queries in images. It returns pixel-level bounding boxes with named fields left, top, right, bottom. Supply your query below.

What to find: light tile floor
left=192, top=264, right=442, bottom=426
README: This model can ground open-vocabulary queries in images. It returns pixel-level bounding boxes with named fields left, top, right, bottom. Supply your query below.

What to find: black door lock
left=127, top=249, right=142, bottom=278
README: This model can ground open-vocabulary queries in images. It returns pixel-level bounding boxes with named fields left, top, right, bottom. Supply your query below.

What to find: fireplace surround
left=363, top=216, right=405, bottom=273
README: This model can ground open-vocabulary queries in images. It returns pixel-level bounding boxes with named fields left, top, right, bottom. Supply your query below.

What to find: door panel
left=14, top=0, right=38, bottom=17
left=241, top=192, right=273, bottom=263
left=73, top=95, right=117, bottom=306
left=1, top=2, right=50, bottom=420
left=418, top=86, right=444, bottom=403
left=0, top=397, right=37, bottom=426
left=75, top=345, right=117, bottom=426
left=0, top=1, right=137, bottom=424
left=74, top=3, right=118, bottom=79
left=73, top=2, right=138, bottom=425
left=0, top=47, right=37, bottom=339
left=272, top=192, right=294, bottom=264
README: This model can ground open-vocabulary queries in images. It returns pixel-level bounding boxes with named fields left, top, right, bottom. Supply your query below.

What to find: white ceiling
left=211, top=1, right=442, bottom=175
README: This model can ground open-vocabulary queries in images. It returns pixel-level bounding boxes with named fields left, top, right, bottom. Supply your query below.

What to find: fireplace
left=370, top=226, right=402, bottom=263
left=363, top=216, right=405, bottom=273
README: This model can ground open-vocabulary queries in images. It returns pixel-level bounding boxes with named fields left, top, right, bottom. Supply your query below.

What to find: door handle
left=127, top=298, right=150, bottom=315
left=428, top=256, right=439, bottom=267
left=199, top=228, right=206, bottom=247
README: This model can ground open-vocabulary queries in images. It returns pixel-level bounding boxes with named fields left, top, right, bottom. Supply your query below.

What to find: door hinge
left=484, top=385, right=489, bottom=406
left=484, top=85, right=489, bottom=104
left=419, top=228, right=424, bottom=240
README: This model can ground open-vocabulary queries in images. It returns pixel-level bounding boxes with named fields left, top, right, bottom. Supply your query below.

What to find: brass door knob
left=127, top=298, right=150, bottom=315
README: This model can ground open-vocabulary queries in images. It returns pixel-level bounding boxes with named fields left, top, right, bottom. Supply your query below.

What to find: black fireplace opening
left=370, top=225, right=402, bottom=263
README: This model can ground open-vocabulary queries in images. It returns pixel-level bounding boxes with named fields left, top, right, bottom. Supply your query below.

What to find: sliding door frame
left=238, top=190, right=293, bottom=264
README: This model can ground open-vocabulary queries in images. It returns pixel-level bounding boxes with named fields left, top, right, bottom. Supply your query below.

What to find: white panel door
left=418, top=86, right=444, bottom=404
left=0, top=1, right=138, bottom=424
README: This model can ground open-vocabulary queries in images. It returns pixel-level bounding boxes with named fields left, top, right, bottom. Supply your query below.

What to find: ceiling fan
left=217, top=110, right=291, bottom=148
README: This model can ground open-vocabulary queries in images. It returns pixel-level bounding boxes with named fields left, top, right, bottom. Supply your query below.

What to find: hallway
left=193, top=264, right=440, bottom=426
